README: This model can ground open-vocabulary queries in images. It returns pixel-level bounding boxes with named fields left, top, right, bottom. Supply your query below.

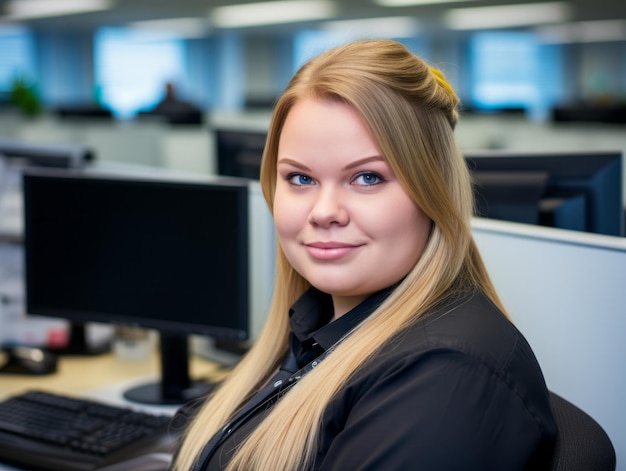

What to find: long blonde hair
left=172, top=39, right=506, bottom=471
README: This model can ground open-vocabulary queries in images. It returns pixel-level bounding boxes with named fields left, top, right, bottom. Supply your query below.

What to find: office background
left=0, top=0, right=625, bottom=213
left=0, top=0, right=625, bottom=116
left=0, top=0, right=624, bottom=197
left=0, top=1, right=625, bottom=469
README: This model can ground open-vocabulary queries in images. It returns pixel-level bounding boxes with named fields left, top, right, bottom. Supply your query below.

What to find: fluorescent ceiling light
left=3, top=0, right=113, bottom=20
left=128, top=18, right=210, bottom=38
left=376, top=0, right=475, bottom=6
left=535, top=20, right=626, bottom=43
left=211, top=0, right=336, bottom=28
left=445, top=2, right=570, bottom=30
left=321, top=16, right=419, bottom=38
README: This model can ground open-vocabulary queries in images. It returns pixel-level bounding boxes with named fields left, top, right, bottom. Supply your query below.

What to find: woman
left=172, top=39, right=556, bottom=471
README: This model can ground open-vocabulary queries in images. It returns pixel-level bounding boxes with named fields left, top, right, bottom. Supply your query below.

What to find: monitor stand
left=48, top=323, right=111, bottom=356
left=122, top=333, right=218, bottom=406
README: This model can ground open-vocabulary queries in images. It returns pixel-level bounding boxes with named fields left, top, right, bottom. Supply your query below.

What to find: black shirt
left=203, top=286, right=556, bottom=470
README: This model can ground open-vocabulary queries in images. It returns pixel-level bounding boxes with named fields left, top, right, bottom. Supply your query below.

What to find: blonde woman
left=171, top=39, right=556, bottom=471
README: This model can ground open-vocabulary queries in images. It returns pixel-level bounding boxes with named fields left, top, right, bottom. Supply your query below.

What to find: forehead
left=279, top=98, right=381, bottom=158
left=283, top=97, right=363, bottom=129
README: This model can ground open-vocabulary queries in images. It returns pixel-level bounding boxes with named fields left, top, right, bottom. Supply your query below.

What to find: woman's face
left=274, top=98, right=432, bottom=318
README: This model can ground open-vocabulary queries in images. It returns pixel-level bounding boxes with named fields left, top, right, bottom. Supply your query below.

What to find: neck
left=331, top=294, right=368, bottom=321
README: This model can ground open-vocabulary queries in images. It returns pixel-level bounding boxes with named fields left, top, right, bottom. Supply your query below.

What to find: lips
left=305, top=242, right=363, bottom=261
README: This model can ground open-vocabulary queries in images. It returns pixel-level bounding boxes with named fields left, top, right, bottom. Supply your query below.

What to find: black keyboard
left=0, top=390, right=174, bottom=471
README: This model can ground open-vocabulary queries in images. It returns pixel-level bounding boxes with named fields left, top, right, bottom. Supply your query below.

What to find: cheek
left=374, top=200, right=431, bottom=254
left=272, top=191, right=303, bottom=240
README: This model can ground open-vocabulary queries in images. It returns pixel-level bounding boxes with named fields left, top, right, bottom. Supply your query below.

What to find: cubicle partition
left=472, top=217, right=626, bottom=470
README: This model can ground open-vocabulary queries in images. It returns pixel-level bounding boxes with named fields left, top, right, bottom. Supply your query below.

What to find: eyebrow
left=277, top=158, right=310, bottom=171
left=344, top=155, right=385, bottom=170
left=277, top=155, right=385, bottom=171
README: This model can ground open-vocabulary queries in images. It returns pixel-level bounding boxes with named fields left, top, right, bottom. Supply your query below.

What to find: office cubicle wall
left=472, top=218, right=626, bottom=470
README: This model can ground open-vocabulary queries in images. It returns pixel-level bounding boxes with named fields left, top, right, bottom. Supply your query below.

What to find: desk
left=0, top=351, right=229, bottom=471
left=0, top=350, right=228, bottom=404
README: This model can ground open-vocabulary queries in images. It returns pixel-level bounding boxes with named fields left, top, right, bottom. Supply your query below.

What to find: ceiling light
left=3, top=0, right=113, bottom=20
left=535, top=20, right=626, bottom=43
left=375, top=0, right=476, bottom=6
left=445, top=2, right=570, bottom=30
left=210, top=0, right=336, bottom=28
left=128, top=18, right=210, bottom=38
left=321, top=16, right=419, bottom=38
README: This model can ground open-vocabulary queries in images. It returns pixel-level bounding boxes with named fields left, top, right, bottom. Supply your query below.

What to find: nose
left=308, top=186, right=349, bottom=228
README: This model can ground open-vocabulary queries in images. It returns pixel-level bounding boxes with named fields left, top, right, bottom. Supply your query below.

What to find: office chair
left=548, top=391, right=616, bottom=471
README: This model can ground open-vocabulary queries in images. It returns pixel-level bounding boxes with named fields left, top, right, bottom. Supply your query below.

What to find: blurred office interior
left=0, top=3, right=625, bottom=465
left=0, top=0, right=624, bottom=191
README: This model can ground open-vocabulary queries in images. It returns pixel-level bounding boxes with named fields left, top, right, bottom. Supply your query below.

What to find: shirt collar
left=289, top=285, right=397, bottom=351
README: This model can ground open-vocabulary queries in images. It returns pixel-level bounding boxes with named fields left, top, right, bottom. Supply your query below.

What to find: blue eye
left=287, top=173, right=315, bottom=186
left=354, top=172, right=383, bottom=186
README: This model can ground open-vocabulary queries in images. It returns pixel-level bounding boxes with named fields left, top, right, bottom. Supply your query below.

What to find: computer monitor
left=55, top=105, right=114, bottom=121
left=22, top=168, right=275, bottom=405
left=465, top=150, right=624, bottom=236
left=215, top=128, right=267, bottom=180
left=137, top=109, right=204, bottom=126
left=0, top=138, right=94, bottom=168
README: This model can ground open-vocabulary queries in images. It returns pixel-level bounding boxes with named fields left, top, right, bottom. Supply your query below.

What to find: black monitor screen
left=465, top=150, right=623, bottom=236
left=23, top=169, right=251, bottom=403
left=216, top=128, right=267, bottom=180
left=24, top=171, right=249, bottom=338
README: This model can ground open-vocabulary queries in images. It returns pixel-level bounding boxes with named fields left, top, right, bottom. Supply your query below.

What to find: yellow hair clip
left=429, top=66, right=457, bottom=99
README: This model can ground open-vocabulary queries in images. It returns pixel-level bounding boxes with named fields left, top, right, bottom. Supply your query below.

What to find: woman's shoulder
left=378, top=289, right=547, bottom=395
left=323, top=290, right=556, bottom=469
left=417, top=289, right=523, bottom=360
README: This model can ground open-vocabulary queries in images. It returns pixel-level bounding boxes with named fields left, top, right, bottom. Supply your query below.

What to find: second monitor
left=23, top=168, right=275, bottom=404
left=466, top=149, right=623, bottom=236
left=215, top=127, right=267, bottom=180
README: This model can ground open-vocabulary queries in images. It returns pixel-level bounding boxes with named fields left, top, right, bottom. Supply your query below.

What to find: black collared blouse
left=201, top=286, right=556, bottom=471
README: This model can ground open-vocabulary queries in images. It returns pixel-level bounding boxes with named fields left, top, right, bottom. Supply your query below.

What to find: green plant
left=9, top=76, right=42, bottom=116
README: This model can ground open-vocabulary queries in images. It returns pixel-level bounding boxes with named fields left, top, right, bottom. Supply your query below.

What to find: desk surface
left=0, top=350, right=228, bottom=405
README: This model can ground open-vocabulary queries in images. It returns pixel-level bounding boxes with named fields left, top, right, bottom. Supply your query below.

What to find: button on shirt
left=203, top=286, right=556, bottom=471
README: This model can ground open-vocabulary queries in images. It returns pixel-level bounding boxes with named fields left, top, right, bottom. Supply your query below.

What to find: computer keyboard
left=0, top=390, right=175, bottom=471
